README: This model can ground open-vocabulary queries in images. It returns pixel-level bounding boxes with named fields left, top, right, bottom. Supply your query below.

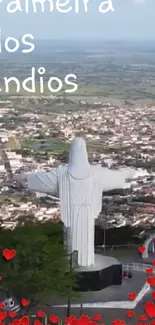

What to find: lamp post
left=66, top=254, right=72, bottom=318
left=80, top=303, right=83, bottom=316
left=67, top=250, right=78, bottom=317
left=104, top=221, right=106, bottom=255
left=103, top=203, right=107, bottom=256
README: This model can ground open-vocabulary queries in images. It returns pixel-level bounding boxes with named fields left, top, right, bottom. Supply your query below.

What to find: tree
left=95, top=225, right=144, bottom=246
left=0, top=222, right=77, bottom=315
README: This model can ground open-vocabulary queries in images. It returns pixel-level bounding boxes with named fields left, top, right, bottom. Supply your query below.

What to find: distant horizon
left=31, top=38, right=155, bottom=42
left=2, top=37, right=155, bottom=54
left=2, top=38, right=155, bottom=42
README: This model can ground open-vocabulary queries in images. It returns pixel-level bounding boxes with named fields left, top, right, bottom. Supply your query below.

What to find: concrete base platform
left=76, top=254, right=122, bottom=292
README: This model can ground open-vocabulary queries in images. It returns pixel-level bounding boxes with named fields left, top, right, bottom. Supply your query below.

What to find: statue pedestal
left=76, top=254, right=122, bottom=292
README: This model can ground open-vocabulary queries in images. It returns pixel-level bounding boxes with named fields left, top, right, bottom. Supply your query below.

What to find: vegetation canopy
left=0, top=221, right=77, bottom=312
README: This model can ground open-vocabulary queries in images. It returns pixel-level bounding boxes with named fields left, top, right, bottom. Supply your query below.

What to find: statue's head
left=68, top=137, right=91, bottom=179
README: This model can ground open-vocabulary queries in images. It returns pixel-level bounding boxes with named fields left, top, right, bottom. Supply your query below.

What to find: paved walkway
left=31, top=271, right=152, bottom=324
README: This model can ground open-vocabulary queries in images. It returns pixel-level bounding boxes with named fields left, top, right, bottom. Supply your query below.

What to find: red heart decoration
left=37, top=310, right=45, bottom=317
left=89, top=322, right=97, bottom=325
left=146, top=268, right=153, bottom=274
left=152, top=260, right=155, bottom=266
left=50, top=316, right=60, bottom=323
left=138, top=246, right=145, bottom=253
left=128, top=292, right=137, bottom=300
left=34, top=321, right=43, bottom=325
left=79, top=315, right=90, bottom=325
left=13, top=320, right=21, bottom=325
left=72, top=316, right=90, bottom=325
left=145, top=301, right=155, bottom=318
left=93, top=314, right=101, bottom=321
left=65, top=315, right=75, bottom=324
left=126, top=311, right=135, bottom=317
left=152, top=291, right=155, bottom=299
left=0, top=277, right=2, bottom=281
left=139, top=314, right=147, bottom=321
left=0, top=303, right=4, bottom=309
left=19, top=316, right=30, bottom=325
left=21, top=299, right=29, bottom=307
left=71, top=320, right=80, bottom=325
left=146, top=277, right=155, bottom=286
left=2, top=249, right=16, bottom=260
left=112, top=320, right=126, bottom=325
left=0, top=312, right=7, bottom=321
left=8, top=312, right=17, bottom=318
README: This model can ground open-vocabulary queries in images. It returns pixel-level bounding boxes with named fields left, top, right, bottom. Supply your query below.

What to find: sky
left=0, top=0, right=155, bottom=40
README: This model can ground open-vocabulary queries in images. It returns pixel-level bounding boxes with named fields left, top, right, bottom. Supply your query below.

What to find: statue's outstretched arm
left=18, top=170, right=58, bottom=196
left=101, top=167, right=135, bottom=192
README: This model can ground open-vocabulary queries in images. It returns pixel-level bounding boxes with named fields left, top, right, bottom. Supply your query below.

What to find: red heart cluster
left=12, top=316, right=29, bottom=325
left=3, top=246, right=155, bottom=325
left=72, top=315, right=91, bottom=325
left=68, top=315, right=103, bottom=325
left=0, top=316, right=29, bottom=325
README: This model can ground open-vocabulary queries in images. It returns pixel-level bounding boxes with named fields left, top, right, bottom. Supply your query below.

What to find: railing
left=123, top=262, right=154, bottom=272
left=96, top=244, right=139, bottom=250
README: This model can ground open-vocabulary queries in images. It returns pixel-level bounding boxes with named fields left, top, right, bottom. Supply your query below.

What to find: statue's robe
left=27, top=165, right=133, bottom=267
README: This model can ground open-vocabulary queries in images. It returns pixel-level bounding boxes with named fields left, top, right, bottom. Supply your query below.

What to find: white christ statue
left=19, top=137, right=135, bottom=267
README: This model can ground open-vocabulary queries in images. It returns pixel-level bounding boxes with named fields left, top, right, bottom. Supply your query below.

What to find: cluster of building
left=0, top=198, right=60, bottom=230
left=0, top=98, right=155, bottom=231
